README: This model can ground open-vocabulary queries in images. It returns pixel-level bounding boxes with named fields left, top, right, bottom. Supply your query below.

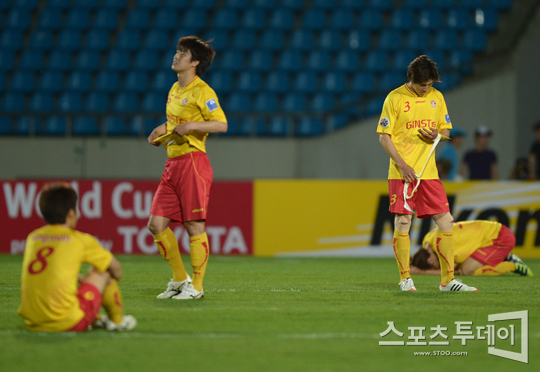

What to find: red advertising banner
left=1, top=180, right=253, bottom=255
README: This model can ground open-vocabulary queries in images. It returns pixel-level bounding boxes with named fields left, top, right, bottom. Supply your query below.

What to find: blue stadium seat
left=224, top=0, right=248, bottom=8
left=359, top=9, right=384, bottom=30
left=449, top=49, right=473, bottom=73
left=351, top=72, right=376, bottom=93
left=163, top=0, right=189, bottom=9
left=125, top=9, right=151, bottom=30
left=0, top=117, right=12, bottom=135
left=447, top=9, right=470, bottom=30
left=192, top=0, right=216, bottom=9
left=213, top=9, right=239, bottom=30
left=266, top=72, right=290, bottom=93
left=142, top=93, right=164, bottom=113
left=419, top=9, right=442, bottom=30
left=58, top=93, right=83, bottom=113
left=134, top=51, right=159, bottom=71
left=144, top=30, right=169, bottom=51
left=319, top=30, right=343, bottom=51
left=57, top=30, right=82, bottom=51
left=38, top=71, right=64, bottom=93
left=260, top=30, right=285, bottom=51
left=86, top=30, right=111, bottom=51
left=220, top=51, right=245, bottom=71
left=369, top=0, right=395, bottom=10
left=390, top=8, right=415, bottom=30
left=407, top=29, right=431, bottom=51
left=365, top=50, right=389, bottom=72
left=290, top=30, right=315, bottom=51
left=283, top=93, right=307, bottom=113
left=95, top=72, right=121, bottom=92
left=67, top=71, right=92, bottom=92
left=128, top=116, right=159, bottom=136
left=152, top=71, right=172, bottom=93
left=72, top=117, right=99, bottom=136
left=20, top=51, right=45, bottom=71
left=136, top=0, right=161, bottom=9
left=254, top=92, right=279, bottom=112
left=182, top=9, right=208, bottom=31
left=312, top=0, right=336, bottom=9
left=66, top=9, right=91, bottom=30
left=3, top=92, right=26, bottom=112
left=94, top=9, right=119, bottom=30
left=431, top=0, right=457, bottom=9
left=365, top=95, right=386, bottom=116
left=301, top=9, right=326, bottom=31
left=29, top=31, right=54, bottom=51
left=424, top=49, right=446, bottom=70
left=104, top=117, right=127, bottom=135
left=106, top=50, right=130, bottom=71
left=341, top=0, right=365, bottom=9
left=116, top=31, right=141, bottom=51
left=438, top=71, right=461, bottom=91
left=380, top=71, right=404, bottom=91
left=47, top=0, right=72, bottom=9
left=293, top=71, right=319, bottom=93
left=490, top=0, right=513, bottom=10
left=270, top=9, right=295, bottom=30
left=459, top=0, right=484, bottom=9
left=29, top=92, right=54, bottom=112
left=402, top=0, right=429, bottom=9
left=114, top=93, right=139, bottom=113
left=475, top=8, right=499, bottom=31
left=154, top=9, right=179, bottom=30
left=347, top=30, right=372, bottom=51
left=393, top=50, right=417, bottom=70
left=279, top=50, right=304, bottom=72
left=41, top=116, right=67, bottom=135
left=266, top=117, right=290, bottom=136
left=231, top=31, right=257, bottom=51
left=37, top=10, right=63, bottom=30
left=103, top=0, right=128, bottom=9
left=1, top=30, right=24, bottom=50
left=76, top=0, right=100, bottom=9
left=207, top=71, right=234, bottom=94
left=312, top=93, right=336, bottom=112
left=434, top=29, right=458, bottom=50
left=378, top=29, right=403, bottom=50
left=75, top=51, right=99, bottom=71
left=7, top=9, right=31, bottom=29
left=295, top=117, right=324, bottom=136
left=306, top=51, right=330, bottom=72
left=15, top=116, right=37, bottom=134
left=86, top=92, right=111, bottom=113
left=330, top=9, right=354, bottom=30
left=124, top=71, right=149, bottom=93
left=14, top=0, right=39, bottom=10
left=323, top=72, right=347, bottom=93
left=0, top=73, right=5, bottom=91
left=237, top=72, right=262, bottom=93
left=336, top=50, right=360, bottom=72
left=463, top=29, right=487, bottom=52
left=242, top=9, right=267, bottom=30
left=0, top=51, right=15, bottom=71
left=248, top=50, right=274, bottom=72
left=203, top=30, right=229, bottom=52
left=227, top=92, right=251, bottom=113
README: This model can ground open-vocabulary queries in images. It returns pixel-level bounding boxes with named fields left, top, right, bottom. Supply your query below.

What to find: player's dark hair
left=411, top=247, right=432, bottom=270
left=407, top=55, right=440, bottom=84
left=177, top=36, right=216, bottom=76
left=39, top=183, right=78, bottom=224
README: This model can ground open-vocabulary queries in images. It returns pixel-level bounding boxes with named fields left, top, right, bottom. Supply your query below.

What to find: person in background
left=528, top=121, right=540, bottom=180
left=460, top=125, right=498, bottom=180
left=437, top=126, right=466, bottom=181
left=509, top=157, right=530, bottom=180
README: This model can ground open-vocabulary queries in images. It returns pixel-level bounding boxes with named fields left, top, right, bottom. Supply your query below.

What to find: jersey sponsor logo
left=405, top=119, right=436, bottom=129
left=205, top=98, right=219, bottom=112
left=379, top=117, right=390, bottom=128
left=445, top=114, right=451, bottom=123
left=431, top=100, right=437, bottom=107
left=167, top=115, right=188, bottom=125
left=182, top=98, right=188, bottom=105
left=415, top=100, right=425, bottom=103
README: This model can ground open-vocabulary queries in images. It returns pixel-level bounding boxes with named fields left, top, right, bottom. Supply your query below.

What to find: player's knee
left=147, top=220, right=162, bottom=235
left=394, top=215, right=411, bottom=232
left=434, top=213, right=454, bottom=232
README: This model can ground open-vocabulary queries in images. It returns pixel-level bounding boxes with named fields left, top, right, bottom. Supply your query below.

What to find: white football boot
left=105, top=315, right=137, bottom=331
left=439, top=279, right=478, bottom=292
left=156, top=275, right=192, bottom=299
left=398, top=278, right=417, bottom=292
left=172, top=283, right=204, bottom=300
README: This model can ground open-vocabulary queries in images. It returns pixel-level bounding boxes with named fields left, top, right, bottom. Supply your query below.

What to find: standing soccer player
left=147, top=36, right=227, bottom=300
left=377, top=55, right=477, bottom=292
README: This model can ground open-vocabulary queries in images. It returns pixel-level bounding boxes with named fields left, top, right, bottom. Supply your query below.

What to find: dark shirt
left=463, top=149, right=497, bottom=180
left=530, top=142, right=540, bottom=178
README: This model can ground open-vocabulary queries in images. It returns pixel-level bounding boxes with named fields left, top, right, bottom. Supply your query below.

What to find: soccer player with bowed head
left=18, top=183, right=136, bottom=332
left=377, top=55, right=477, bottom=292
left=147, top=36, right=227, bottom=300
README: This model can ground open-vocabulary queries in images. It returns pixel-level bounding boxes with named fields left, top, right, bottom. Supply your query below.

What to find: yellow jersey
left=422, top=221, right=503, bottom=264
left=164, top=76, right=227, bottom=158
left=18, top=225, right=113, bottom=332
left=377, top=84, right=452, bottom=180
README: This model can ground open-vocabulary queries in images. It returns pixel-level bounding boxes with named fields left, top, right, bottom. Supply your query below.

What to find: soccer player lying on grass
left=18, top=183, right=136, bottom=332
left=411, top=220, right=533, bottom=277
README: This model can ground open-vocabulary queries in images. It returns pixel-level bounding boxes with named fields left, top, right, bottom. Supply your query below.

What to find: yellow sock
left=393, top=230, right=411, bottom=281
left=474, top=262, right=515, bottom=276
left=154, top=227, right=188, bottom=282
left=434, top=230, right=455, bottom=285
left=190, top=232, right=209, bottom=292
left=102, top=279, right=123, bottom=324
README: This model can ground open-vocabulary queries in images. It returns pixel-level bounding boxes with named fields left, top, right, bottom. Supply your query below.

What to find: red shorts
left=469, top=225, right=516, bottom=266
left=388, top=179, right=450, bottom=218
left=69, top=283, right=102, bottom=332
left=150, top=151, right=213, bottom=223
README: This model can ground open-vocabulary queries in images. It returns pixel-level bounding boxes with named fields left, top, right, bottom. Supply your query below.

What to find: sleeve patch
left=205, top=98, right=219, bottom=112
left=445, top=114, right=451, bottom=124
left=379, top=117, right=390, bottom=128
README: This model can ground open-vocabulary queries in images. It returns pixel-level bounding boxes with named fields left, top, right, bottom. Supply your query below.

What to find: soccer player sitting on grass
left=411, top=220, right=533, bottom=277
left=18, top=183, right=136, bottom=332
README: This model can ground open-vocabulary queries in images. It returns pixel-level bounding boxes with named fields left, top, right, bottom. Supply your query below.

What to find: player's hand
left=399, top=162, right=417, bottom=183
left=148, top=129, right=162, bottom=146
left=172, top=122, right=192, bottom=137
left=418, top=127, right=438, bottom=141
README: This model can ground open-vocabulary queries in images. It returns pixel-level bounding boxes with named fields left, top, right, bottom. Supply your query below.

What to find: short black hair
left=39, top=183, right=78, bottom=224
left=177, top=36, right=216, bottom=76
left=407, top=55, right=440, bottom=84
left=411, top=247, right=432, bottom=270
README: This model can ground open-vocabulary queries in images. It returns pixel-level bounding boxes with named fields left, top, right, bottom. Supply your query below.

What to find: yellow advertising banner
left=254, top=180, right=540, bottom=258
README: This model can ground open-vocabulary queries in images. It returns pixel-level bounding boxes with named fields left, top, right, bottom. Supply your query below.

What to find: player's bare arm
left=379, top=133, right=417, bottom=183
left=172, top=120, right=227, bottom=136
left=417, top=127, right=450, bottom=141
left=107, top=256, right=123, bottom=281
left=148, top=123, right=167, bottom=146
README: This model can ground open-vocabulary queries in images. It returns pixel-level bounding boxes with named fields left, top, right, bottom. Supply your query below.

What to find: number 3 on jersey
left=404, top=101, right=410, bottom=112
left=28, top=247, right=55, bottom=275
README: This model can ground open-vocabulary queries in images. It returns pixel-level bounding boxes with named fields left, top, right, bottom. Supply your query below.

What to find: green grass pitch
left=0, top=255, right=538, bottom=372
